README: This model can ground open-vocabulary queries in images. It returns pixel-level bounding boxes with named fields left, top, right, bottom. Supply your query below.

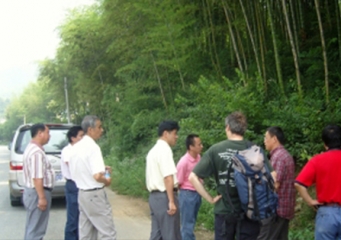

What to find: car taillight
left=10, top=162, right=23, bottom=170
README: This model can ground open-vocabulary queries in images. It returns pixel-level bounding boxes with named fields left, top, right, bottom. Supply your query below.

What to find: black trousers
left=214, top=214, right=261, bottom=240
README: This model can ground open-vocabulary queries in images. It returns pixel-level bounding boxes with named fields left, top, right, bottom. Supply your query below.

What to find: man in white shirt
left=61, top=126, right=84, bottom=240
left=146, top=120, right=181, bottom=240
left=69, top=115, right=116, bottom=240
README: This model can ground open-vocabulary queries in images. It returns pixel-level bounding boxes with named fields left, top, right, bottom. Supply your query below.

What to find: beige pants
left=78, top=188, right=116, bottom=240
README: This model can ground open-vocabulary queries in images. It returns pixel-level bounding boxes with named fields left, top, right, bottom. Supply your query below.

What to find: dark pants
left=214, top=214, right=260, bottom=240
left=258, top=215, right=289, bottom=240
left=65, top=180, right=79, bottom=240
left=149, top=191, right=181, bottom=240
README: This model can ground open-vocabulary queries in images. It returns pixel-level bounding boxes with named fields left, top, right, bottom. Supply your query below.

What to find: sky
left=0, top=0, right=95, bottom=100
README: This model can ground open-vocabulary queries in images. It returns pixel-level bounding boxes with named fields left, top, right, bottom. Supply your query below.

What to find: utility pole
left=64, top=77, right=71, bottom=124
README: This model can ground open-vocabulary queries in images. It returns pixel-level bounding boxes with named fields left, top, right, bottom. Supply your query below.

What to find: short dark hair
left=31, top=123, right=46, bottom=138
left=66, top=126, right=83, bottom=143
left=158, top=120, right=180, bottom=137
left=267, top=126, right=285, bottom=145
left=225, top=111, right=247, bottom=136
left=186, top=134, right=199, bottom=150
left=322, top=125, right=341, bottom=149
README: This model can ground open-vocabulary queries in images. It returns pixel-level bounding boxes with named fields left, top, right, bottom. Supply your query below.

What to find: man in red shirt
left=295, top=125, right=341, bottom=240
left=258, top=127, right=295, bottom=240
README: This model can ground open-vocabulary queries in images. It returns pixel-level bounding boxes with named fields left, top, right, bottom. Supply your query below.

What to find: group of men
left=147, top=111, right=341, bottom=240
left=22, top=115, right=116, bottom=240
left=21, top=111, right=341, bottom=240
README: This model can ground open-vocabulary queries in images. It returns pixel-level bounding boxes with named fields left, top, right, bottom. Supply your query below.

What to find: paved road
left=0, top=145, right=151, bottom=240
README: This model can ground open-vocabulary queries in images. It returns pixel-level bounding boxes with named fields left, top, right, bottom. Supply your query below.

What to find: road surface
left=0, top=145, right=213, bottom=240
left=0, top=145, right=150, bottom=240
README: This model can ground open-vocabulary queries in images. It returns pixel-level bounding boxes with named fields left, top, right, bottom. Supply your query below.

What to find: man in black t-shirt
left=189, top=112, right=275, bottom=240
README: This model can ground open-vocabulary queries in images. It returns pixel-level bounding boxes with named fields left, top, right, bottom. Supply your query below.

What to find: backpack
left=226, top=143, right=278, bottom=222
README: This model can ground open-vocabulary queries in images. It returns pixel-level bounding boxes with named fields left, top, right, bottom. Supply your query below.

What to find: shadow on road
left=51, top=197, right=66, bottom=209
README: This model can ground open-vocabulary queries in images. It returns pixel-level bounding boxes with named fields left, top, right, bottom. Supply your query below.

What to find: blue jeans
left=315, top=206, right=341, bottom=240
left=64, top=180, right=79, bottom=240
left=179, top=189, right=202, bottom=240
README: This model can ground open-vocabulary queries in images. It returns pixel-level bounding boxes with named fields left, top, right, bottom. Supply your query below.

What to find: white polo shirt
left=69, top=135, right=105, bottom=190
left=146, top=139, right=178, bottom=192
left=61, top=144, right=72, bottom=180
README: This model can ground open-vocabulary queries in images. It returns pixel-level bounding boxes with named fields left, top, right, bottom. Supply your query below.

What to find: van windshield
left=15, top=128, right=69, bottom=154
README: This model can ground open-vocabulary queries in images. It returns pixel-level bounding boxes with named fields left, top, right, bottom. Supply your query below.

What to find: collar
left=157, top=139, right=169, bottom=146
left=185, top=152, right=200, bottom=162
left=30, top=140, right=44, bottom=150
left=270, top=145, right=284, bottom=157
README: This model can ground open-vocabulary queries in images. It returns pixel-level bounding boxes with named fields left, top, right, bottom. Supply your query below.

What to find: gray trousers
left=78, top=188, right=116, bottom=240
left=258, top=215, right=289, bottom=240
left=23, top=187, right=52, bottom=240
left=149, top=191, right=181, bottom=240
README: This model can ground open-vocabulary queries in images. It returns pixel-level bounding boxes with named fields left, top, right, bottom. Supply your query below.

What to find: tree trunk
left=238, top=0, right=262, bottom=76
left=255, top=1, right=267, bottom=90
left=206, top=0, right=223, bottom=79
left=282, top=0, right=303, bottom=99
left=335, top=0, right=341, bottom=61
left=221, top=0, right=245, bottom=84
left=267, top=0, right=285, bottom=97
left=150, top=52, right=168, bottom=110
left=289, top=0, right=300, bottom=58
left=314, top=0, right=329, bottom=104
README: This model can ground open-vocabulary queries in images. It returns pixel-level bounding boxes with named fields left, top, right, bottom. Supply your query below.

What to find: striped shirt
left=23, top=142, right=55, bottom=188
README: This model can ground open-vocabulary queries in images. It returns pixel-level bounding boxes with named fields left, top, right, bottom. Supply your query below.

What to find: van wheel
left=10, top=195, right=22, bottom=207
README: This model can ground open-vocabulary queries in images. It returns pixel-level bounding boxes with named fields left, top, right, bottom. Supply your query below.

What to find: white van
left=8, top=123, right=74, bottom=206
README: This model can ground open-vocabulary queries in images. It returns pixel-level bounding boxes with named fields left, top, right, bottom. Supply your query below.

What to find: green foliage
left=105, top=148, right=150, bottom=200
left=3, top=0, right=341, bottom=235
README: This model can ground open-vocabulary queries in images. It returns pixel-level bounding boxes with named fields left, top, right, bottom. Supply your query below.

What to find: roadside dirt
left=107, top=188, right=214, bottom=240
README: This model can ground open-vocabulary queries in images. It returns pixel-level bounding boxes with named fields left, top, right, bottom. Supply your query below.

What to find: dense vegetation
left=1, top=0, right=341, bottom=238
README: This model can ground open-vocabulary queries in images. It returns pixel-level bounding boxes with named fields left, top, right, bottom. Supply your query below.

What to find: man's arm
left=33, top=178, right=47, bottom=211
left=189, top=172, right=221, bottom=204
left=93, top=173, right=111, bottom=187
left=164, top=175, right=176, bottom=215
left=295, top=182, right=321, bottom=209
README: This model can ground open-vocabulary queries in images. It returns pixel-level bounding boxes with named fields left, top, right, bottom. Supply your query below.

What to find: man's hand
left=308, top=199, right=322, bottom=211
left=167, top=201, right=177, bottom=215
left=37, top=197, right=47, bottom=211
left=209, top=195, right=222, bottom=204
left=104, top=177, right=111, bottom=187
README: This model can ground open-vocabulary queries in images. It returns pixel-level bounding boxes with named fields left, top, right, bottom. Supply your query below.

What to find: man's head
left=31, top=123, right=50, bottom=146
left=225, top=111, right=247, bottom=138
left=322, top=125, right=341, bottom=150
left=186, top=134, right=203, bottom=156
left=264, top=126, right=285, bottom=152
left=67, top=126, right=84, bottom=145
left=158, top=120, right=180, bottom=146
left=81, top=115, right=103, bottom=140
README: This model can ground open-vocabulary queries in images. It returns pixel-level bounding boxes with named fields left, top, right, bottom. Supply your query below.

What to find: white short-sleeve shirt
left=61, top=144, right=72, bottom=180
left=146, top=139, right=178, bottom=192
left=69, top=135, right=105, bottom=190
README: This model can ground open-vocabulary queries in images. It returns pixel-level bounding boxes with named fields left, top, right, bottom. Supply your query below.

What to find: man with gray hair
left=189, top=111, right=275, bottom=240
left=69, top=115, right=116, bottom=240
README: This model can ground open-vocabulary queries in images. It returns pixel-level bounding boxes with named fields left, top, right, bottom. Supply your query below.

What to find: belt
left=324, top=203, right=341, bottom=207
left=80, top=186, right=104, bottom=192
left=151, top=188, right=178, bottom=193
left=180, top=189, right=196, bottom=192
left=43, top=187, right=52, bottom=192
